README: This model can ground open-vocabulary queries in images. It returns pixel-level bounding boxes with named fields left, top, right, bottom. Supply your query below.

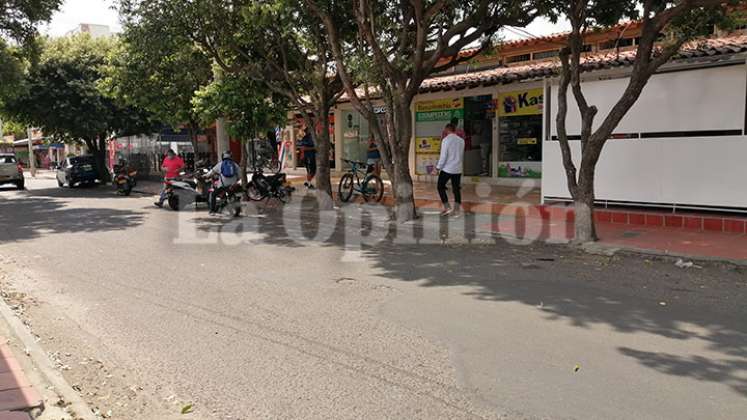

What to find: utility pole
left=26, top=127, right=36, bottom=177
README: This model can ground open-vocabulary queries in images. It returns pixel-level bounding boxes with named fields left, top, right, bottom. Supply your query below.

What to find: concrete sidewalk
left=0, top=339, right=41, bottom=419
left=134, top=175, right=747, bottom=263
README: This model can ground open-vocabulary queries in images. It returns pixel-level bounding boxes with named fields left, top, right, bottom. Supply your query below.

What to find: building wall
left=543, top=63, right=747, bottom=210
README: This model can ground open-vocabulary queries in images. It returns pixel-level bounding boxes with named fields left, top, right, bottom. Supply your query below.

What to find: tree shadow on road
left=363, top=232, right=747, bottom=398
left=184, top=197, right=747, bottom=399
left=0, top=194, right=145, bottom=244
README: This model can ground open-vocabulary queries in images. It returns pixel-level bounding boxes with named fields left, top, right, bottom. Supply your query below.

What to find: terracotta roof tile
left=421, top=34, right=747, bottom=93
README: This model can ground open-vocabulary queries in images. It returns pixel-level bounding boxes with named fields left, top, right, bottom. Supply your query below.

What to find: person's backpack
left=220, top=159, right=236, bottom=178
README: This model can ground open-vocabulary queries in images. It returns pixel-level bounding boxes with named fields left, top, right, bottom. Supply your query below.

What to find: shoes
left=440, top=208, right=452, bottom=217
left=303, top=182, right=309, bottom=187
left=307, top=184, right=316, bottom=190
left=154, top=201, right=163, bottom=208
left=451, top=208, right=462, bottom=218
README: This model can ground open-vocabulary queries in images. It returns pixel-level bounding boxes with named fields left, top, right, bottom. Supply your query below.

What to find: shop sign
left=416, top=109, right=464, bottom=122
left=415, top=137, right=441, bottom=155
left=497, top=88, right=543, bottom=117
left=416, top=155, right=439, bottom=176
left=517, top=137, right=538, bottom=145
left=416, top=98, right=464, bottom=113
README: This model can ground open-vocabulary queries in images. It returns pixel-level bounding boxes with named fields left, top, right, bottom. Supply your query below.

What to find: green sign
left=416, top=109, right=464, bottom=122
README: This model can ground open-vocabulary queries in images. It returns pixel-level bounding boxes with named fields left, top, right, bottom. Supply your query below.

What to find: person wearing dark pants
left=437, top=171, right=462, bottom=212
left=436, top=123, right=465, bottom=217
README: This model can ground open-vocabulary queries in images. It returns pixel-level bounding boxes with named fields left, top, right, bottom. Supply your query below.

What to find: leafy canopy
left=3, top=34, right=155, bottom=143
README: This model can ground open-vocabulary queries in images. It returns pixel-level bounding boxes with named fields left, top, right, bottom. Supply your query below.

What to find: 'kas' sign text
left=498, top=88, right=543, bottom=117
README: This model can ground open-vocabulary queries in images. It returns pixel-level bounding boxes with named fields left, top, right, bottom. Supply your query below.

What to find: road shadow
left=0, top=194, right=145, bottom=244
left=21, top=185, right=114, bottom=200
left=188, top=198, right=747, bottom=399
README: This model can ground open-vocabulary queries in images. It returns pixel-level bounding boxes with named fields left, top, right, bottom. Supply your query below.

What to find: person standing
left=154, top=149, right=185, bottom=208
left=436, top=123, right=465, bottom=217
left=366, top=136, right=381, bottom=177
left=298, top=129, right=316, bottom=189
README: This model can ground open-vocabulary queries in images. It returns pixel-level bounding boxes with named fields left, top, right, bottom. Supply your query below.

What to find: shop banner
left=416, top=97, right=465, bottom=122
left=416, top=109, right=465, bottom=122
left=497, top=88, right=543, bottom=117
left=415, top=137, right=441, bottom=155
left=416, top=98, right=464, bottom=113
left=416, top=155, right=440, bottom=176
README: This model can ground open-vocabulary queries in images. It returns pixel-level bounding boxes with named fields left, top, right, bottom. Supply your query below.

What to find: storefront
left=496, top=87, right=543, bottom=179
left=412, top=83, right=543, bottom=185
left=340, top=108, right=388, bottom=166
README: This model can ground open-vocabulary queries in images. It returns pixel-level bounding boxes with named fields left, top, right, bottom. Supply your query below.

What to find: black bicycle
left=338, top=159, right=384, bottom=203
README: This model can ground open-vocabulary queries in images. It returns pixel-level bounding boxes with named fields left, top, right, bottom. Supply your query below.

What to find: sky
left=41, top=0, right=121, bottom=36
left=41, top=0, right=570, bottom=40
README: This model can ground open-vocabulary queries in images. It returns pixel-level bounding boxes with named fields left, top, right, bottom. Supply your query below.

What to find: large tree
left=3, top=35, right=155, bottom=182
left=308, top=0, right=538, bottom=221
left=235, top=0, right=353, bottom=209
left=193, top=73, right=289, bottom=186
left=106, top=6, right=213, bottom=151
left=118, top=0, right=348, bottom=209
left=0, top=0, right=62, bottom=110
left=550, top=0, right=736, bottom=243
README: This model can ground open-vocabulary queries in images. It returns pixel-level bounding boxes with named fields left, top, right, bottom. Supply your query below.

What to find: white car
left=0, top=153, right=24, bottom=190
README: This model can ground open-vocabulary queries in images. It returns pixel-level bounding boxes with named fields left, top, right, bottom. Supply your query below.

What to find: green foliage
left=0, top=0, right=62, bottom=101
left=192, top=73, right=288, bottom=141
left=104, top=6, right=212, bottom=130
left=0, top=0, right=62, bottom=44
left=0, top=118, right=27, bottom=139
left=2, top=34, right=156, bottom=144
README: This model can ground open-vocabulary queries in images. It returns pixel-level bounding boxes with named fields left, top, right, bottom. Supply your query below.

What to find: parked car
left=56, top=155, right=100, bottom=187
left=0, top=153, right=24, bottom=190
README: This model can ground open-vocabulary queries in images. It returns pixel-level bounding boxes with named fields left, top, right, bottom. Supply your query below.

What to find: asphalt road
left=0, top=176, right=746, bottom=420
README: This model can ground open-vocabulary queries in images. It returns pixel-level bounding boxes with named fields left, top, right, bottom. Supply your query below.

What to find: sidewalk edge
left=0, top=300, right=96, bottom=420
left=584, top=242, right=747, bottom=267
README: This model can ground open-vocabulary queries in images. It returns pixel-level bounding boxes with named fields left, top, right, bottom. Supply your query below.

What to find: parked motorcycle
left=112, top=161, right=138, bottom=196
left=165, top=163, right=212, bottom=211
left=245, top=168, right=294, bottom=204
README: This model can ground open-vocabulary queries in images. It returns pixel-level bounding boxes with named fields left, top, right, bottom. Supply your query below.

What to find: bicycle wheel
left=338, top=173, right=355, bottom=202
left=362, top=175, right=384, bottom=203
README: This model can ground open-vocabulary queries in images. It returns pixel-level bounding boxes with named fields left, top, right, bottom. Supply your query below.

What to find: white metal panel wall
left=550, top=65, right=746, bottom=135
left=543, top=64, right=747, bottom=209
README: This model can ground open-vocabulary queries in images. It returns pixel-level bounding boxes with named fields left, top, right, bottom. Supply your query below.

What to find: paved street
left=0, top=177, right=746, bottom=420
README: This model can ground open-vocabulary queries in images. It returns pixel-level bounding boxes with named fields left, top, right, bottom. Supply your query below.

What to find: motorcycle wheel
left=167, top=194, right=180, bottom=211
left=245, top=182, right=264, bottom=201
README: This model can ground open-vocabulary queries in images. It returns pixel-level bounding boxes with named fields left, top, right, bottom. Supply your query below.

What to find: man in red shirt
left=155, top=149, right=185, bottom=207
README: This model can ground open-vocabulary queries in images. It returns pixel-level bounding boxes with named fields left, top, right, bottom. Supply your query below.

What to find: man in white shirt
left=436, top=123, right=465, bottom=216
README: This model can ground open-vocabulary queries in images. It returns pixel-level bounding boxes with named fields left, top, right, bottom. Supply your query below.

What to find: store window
left=463, top=95, right=494, bottom=176
left=414, top=98, right=464, bottom=176
left=497, top=88, right=543, bottom=178
left=414, top=96, right=494, bottom=177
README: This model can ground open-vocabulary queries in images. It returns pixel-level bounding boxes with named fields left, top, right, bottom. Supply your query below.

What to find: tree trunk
left=573, top=189, right=597, bottom=243
left=388, top=97, right=417, bottom=221
left=88, top=136, right=111, bottom=184
left=240, top=140, right=249, bottom=187
left=391, top=155, right=416, bottom=221
left=188, top=122, right=200, bottom=162
left=314, top=108, right=334, bottom=210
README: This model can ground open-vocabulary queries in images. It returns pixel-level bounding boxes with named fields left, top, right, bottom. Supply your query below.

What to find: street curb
left=0, top=300, right=96, bottom=420
left=583, top=242, right=747, bottom=267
